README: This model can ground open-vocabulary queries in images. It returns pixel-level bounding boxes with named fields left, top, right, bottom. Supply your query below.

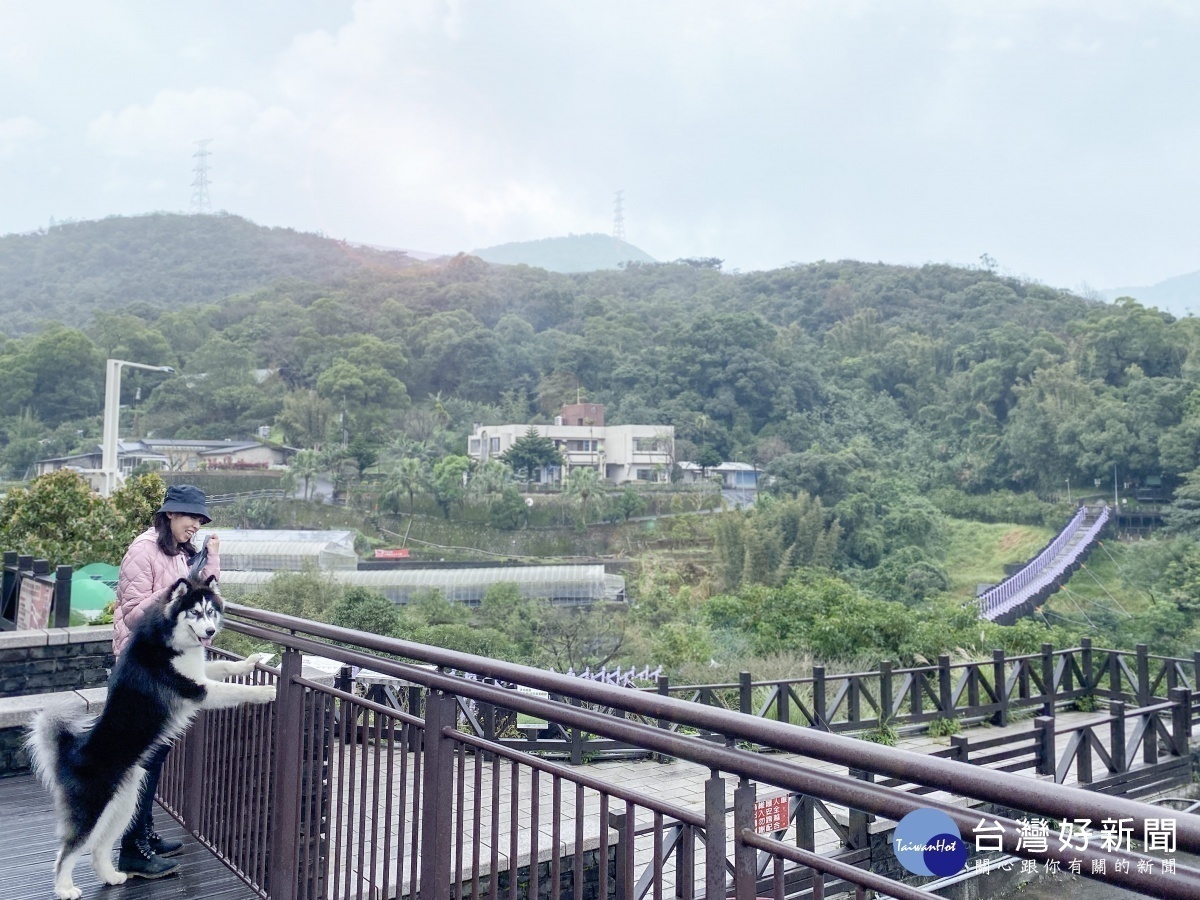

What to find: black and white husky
left=27, top=576, right=276, bottom=900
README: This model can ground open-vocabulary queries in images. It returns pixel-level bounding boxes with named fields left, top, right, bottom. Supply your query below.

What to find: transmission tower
left=191, top=139, right=213, bottom=214
left=612, top=190, right=625, bottom=242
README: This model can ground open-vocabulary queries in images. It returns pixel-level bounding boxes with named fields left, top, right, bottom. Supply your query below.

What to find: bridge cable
left=1092, top=540, right=1157, bottom=605
left=1076, top=561, right=1135, bottom=617
left=1058, top=581, right=1131, bottom=623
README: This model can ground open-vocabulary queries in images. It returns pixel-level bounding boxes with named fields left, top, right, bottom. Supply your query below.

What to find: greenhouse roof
left=218, top=564, right=623, bottom=606
left=197, top=529, right=358, bottom=571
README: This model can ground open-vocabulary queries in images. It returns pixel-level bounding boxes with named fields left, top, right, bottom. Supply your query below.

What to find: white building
left=467, top=403, right=673, bottom=485
left=678, top=461, right=761, bottom=489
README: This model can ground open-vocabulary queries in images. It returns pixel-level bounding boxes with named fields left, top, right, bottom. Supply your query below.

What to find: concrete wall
left=0, top=625, right=113, bottom=698
left=0, top=626, right=113, bottom=776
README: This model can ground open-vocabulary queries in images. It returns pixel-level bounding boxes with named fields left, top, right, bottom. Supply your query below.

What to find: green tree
left=291, top=449, right=321, bottom=501
left=431, top=455, right=471, bottom=518
left=0, top=469, right=165, bottom=567
left=565, top=466, right=603, bottom=526
left=329, top=587, right=405, bottom=637
left=276, top=390, right=334, bottom=449
left=500, top=426, right=564, bottom=487
left=381, top=457, right=429, bottom=516
left=476, top=582, right=545, bottom=661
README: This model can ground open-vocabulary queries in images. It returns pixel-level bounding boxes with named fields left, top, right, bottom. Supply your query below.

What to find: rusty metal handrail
left=225, top=605, right=1200, bottom=862
left=227, top=620, right=1200, bottom=899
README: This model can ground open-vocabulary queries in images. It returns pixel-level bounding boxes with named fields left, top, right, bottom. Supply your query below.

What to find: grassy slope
left=940, top=518, right=1055, bottom=600
left=1041, top=538, right=1159, bottom=627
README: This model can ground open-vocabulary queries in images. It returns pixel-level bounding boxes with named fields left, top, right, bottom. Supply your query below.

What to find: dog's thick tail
left=26, top=705, right=87, bottom=791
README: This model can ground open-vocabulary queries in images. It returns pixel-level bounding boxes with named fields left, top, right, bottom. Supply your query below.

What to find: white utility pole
left=101, top=359, right=175, bottom=497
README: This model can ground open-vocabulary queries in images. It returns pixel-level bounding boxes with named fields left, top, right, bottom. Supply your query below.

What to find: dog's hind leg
left=89, top=771, right=144, bottom=885
left=52, top=835, right=88, bottom=900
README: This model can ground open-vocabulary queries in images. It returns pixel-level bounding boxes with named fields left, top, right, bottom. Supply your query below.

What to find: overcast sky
left=1, top=1, right=1198, bottom=291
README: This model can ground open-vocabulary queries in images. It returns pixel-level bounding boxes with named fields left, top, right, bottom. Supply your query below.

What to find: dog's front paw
left=54, top=885, right=82, bottom=900
left=102, top=871, right=128, bottom=886
left=252, top=685, right=277, bottom=703
left=248, top=651, right=275, bottom=669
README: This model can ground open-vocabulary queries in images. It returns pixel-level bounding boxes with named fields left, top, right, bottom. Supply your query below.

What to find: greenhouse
left=196, top=529, right=358, bottom=572
left=217, top=564, right=624, bottom=607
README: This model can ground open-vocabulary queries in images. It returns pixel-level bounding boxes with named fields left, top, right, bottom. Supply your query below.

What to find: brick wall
left=0, top=626, right=113, bottom=698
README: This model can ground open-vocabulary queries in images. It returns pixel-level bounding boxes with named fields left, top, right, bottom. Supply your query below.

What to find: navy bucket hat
left=158, top=484, right=212, bottom=524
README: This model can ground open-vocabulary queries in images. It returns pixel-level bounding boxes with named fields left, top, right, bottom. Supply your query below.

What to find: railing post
left=739, top=671, right=752, bottom=716
left=812, top=666, right=827, bottom=730
left=52, top=565, right=72, bottom=628
left=704, top=770, right=727, bottom=900
left=1193, top=651, right=1200, bottom=696
left=951, top=735, right=969, bottom=763
left=938, top=655, right=952, bottom=716
left=733, top=777, right=756, bottom=900
left=408, top=684, right=423, bottom=750
left=613, top=812, right=633, bottom=900
left=1144, top=707, right=1160, bottom=766
left=1035, top=716, right=1056, bottom=778
left=1136, top=644, right=1151, bottom=706
left=847, top=770, right=871, bottom=850
left=879, top=661, right=893, bottom=727
left=656, top=675, right=673, bottom=763
left=420, top=691, right=457, bottom=900
left=992, top=649, right=1008, bottom=727
left=1171, top=686, right=1192, bottom=757
left=181, top=712, right=208, bottom=832
left=268, top=649, right=304, bottom=900
left=1041, top=644, right=1056, bottom=718
left=570, top=695, right=584, bottom=765
left=1110, top=700, right=1126, bottom=773
left=1081, top=637, right=1093, bottom=692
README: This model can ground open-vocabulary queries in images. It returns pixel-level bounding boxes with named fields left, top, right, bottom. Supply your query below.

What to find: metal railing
left=155, top=608, right=1200, bottom=900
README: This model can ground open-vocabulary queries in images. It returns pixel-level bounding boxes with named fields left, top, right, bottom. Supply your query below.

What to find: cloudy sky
left=1, top=1, right=1198, bottom=290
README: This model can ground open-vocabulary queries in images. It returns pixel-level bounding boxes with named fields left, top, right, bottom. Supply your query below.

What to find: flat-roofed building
left=468, top=404, right=673, bottom=485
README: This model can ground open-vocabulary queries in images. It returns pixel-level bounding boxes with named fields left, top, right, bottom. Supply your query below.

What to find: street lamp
left=101, top=359, right=175, bottom=497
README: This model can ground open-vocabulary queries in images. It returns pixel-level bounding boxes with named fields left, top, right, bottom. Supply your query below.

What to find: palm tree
left=565, top=466, right=603, bottom=526
left=469, top=460, right=511, bottom=508
left=291, top=449, right=320, bottom=501
left=383, top=457, right=429, bottom=516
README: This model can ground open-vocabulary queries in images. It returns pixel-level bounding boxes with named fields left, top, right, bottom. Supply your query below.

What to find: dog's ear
left=167, top=578, right=190, bottom=603
left=163, top=577, right=191, bottom=614
left=204, top=574, right=218, bottom=587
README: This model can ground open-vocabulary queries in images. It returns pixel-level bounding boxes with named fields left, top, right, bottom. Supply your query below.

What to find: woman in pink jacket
left=112, top=484, right=221, bottom=879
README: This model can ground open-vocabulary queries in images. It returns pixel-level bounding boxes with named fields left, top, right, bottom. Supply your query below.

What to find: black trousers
left=123, top=742, right=171, bottom=846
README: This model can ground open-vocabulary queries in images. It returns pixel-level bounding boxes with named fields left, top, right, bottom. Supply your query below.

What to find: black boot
left=146, top=817, right=184, bottom=857
left=118, top=835, right=180, bottom=879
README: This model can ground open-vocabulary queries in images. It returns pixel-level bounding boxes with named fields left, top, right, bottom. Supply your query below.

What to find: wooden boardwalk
left=329, top=710, right=1106, bottom=897
left=0, top=774, right=257, bottom=900
left=0, top=709, right=1145, bottom=900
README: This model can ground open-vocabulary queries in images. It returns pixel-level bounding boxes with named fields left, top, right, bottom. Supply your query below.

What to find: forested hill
left=473, top=233, right=656, bottom=272
left=3, top=211, right=1195, bottom=534
left=0, top=213, right=415, bottom=334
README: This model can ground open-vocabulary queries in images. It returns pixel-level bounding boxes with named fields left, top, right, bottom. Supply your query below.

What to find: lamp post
left=101, top=359, right=175, bottom=497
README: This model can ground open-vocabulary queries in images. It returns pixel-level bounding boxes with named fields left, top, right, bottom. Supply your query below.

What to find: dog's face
left=165, top=576, right=225, bottom=648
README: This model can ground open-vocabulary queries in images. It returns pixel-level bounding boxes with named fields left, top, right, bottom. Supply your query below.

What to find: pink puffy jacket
left=113, top=528, right=221, bottom=657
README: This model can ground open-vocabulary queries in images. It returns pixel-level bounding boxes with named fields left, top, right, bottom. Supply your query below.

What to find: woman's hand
left=207, top=534, right=220, bottom=554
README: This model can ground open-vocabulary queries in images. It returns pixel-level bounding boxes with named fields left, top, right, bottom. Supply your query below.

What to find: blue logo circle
left=892, top=809, right=967, bottom=877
